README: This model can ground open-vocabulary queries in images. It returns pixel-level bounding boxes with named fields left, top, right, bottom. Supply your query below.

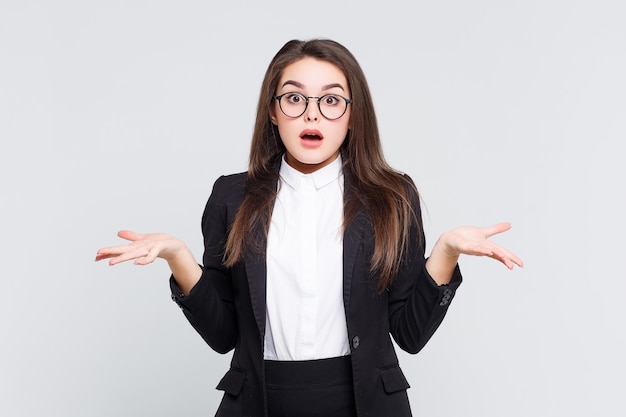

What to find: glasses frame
left=274, top=92, right=353, bottom=120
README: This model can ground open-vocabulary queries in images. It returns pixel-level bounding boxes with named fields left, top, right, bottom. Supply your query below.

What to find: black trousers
left=264, top=356, right=357, bottom=417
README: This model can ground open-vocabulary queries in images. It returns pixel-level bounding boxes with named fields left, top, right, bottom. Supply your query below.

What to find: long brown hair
left=224, top=39, right=422, bottom=291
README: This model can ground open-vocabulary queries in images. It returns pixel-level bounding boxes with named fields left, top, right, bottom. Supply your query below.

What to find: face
left=271, top=57, right=351, bottom=174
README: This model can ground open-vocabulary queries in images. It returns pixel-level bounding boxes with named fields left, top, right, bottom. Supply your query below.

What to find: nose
left=304, top=100, right=320, bottom=122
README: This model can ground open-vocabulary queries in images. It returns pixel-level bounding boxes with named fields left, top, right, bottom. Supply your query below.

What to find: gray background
left=1, top=0, right=624, bottom=416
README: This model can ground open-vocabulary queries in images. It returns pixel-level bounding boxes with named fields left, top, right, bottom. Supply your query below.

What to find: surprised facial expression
left=272, top=57, right=351, bottom=174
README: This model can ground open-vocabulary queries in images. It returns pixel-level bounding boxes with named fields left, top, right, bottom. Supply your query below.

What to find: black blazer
left=170, top=170, right=462, bottom=417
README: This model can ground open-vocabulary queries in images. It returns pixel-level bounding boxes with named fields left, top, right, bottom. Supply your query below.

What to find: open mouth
left=300, top=130, right=324, bottom=140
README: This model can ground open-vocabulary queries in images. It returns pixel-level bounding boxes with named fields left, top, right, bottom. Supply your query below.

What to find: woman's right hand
left=95, top=230, right=185, bottom=266
left=96, top=230, right=202, bottom=294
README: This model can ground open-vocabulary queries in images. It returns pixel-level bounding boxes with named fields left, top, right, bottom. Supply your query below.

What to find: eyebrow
left=280, top=80, right=346, bottom=92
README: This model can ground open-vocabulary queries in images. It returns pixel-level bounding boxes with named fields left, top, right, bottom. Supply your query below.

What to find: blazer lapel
left=243, top=163, right=282, bottom=340
left=342, top=169, right=366, bottom=315
left=343, top=210, right=366, bottom=315
left=244, top=250, right=267, bottom=339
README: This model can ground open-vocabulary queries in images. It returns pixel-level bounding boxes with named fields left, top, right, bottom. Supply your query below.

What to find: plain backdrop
left=1, top=0, right=624, bottom=416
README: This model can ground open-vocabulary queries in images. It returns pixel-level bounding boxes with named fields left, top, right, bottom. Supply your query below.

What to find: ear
left=269, top=107, right=278, bottom=125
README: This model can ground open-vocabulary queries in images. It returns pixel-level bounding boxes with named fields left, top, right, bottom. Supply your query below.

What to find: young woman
left=96, top=39, right=523, bottom=417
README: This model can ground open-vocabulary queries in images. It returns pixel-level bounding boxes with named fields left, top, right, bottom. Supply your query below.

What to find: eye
left=285, top=93, right=305, bottom=104
left=322, top=95, right=340, bottom=106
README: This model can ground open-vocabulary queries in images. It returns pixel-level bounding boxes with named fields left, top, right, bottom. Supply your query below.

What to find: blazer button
left=439, top=288, right=453, bottom=306
left=171, top=295, right=183, bottom=309
left=352, top=336, right=360, bottom=349
left=439, top=296, right=450, bottom=306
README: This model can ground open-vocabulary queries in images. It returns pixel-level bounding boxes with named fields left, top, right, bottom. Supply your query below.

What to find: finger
left=501, top=256, right=515, bottom=270
left=500, top=249, right=523, bottom=268
left=117, top=230, right=143, bottom=242
left=507, top=255, right=524, bottom=268
left=96, top=244, right=139, bottom=257
left=458, top=241, right=495, bottom=257
left=95, top=246, right=126, bottom=261
left=490, top=246, right=524, bottom=269
left=491, top=244, right=524, bottom=268
left=108, top=248, right=152, bottom=266
left=483, top=222, right=512, bottom=238
left=95, top=252, right=116, bottom=262
left=482, top=248, right=512, bottom=269
left=134, top=246, right=160, bottom=265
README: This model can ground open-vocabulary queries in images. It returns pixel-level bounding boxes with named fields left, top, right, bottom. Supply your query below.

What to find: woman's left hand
left=439, top=222, right=524, bottom=270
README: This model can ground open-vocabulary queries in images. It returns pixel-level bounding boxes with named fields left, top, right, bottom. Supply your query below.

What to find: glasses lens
left=319, top=94, right=347, bottom=120
left=277, top=93, right=349, bottom=119
left=279, top=93, right=307, bottom=118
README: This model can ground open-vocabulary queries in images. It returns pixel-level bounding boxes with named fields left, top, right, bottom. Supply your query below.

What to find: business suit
left=170, top=169, right=462, bottom=417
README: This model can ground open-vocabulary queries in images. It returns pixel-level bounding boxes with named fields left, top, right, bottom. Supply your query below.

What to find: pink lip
left=299, top=129, right=324, bottom=140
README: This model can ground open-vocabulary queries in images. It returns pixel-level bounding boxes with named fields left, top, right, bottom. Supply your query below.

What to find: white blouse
left=264, top=155, right=350, bottom=360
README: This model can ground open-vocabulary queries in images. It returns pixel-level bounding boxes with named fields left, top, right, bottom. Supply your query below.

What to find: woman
left=96, top=38, right=523, bottom=417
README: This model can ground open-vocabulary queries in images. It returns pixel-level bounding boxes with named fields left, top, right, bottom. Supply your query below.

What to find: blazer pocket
left=380, top=365, right=411, bottom=394
left=216, top=367, right=247, bottom=396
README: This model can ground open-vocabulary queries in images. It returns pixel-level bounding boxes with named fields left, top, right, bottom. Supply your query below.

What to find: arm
left=169, top=179, right=240, bottom=353
left=95, top=175, right=242, bottom=353
left=388, top=179, right=523, bottom=354
left=96, top=229, right=236, bottom=353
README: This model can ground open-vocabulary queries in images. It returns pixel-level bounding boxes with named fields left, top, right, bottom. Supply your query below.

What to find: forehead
left=278, top=57, right=348, bottom=91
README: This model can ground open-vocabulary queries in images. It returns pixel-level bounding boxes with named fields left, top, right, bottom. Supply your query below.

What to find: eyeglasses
left=274, top=92, right=352, bottom=120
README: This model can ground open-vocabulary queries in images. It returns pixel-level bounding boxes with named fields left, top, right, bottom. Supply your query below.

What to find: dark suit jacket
left=170, top=170, right=462, bottom=417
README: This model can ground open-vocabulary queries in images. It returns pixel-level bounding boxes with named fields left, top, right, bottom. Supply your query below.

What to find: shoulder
left=214, top=171, right=248, bottom=187
left=399, top=173, right=416, bottom=188
left=207, top=171, right=248, bottom=206
left=395, top=172, right=420, bottom=205
left=395, top=172, right=423, bottom=226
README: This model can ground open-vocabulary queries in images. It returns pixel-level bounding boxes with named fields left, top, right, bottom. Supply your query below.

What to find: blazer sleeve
left=169, top=175, right=241, bottom=354
left=387, top=175, right=462, bottom=354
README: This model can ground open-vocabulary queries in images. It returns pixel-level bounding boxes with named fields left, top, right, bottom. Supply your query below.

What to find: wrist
left=433, top=232, right=460, bottom=261
left=426, top=235, right=459, bottom=286
left=162, top=238, right=190, bottom=262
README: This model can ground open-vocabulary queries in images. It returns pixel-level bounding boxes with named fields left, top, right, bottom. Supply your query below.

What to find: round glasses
left=274, top=92, right=352, bottom=120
